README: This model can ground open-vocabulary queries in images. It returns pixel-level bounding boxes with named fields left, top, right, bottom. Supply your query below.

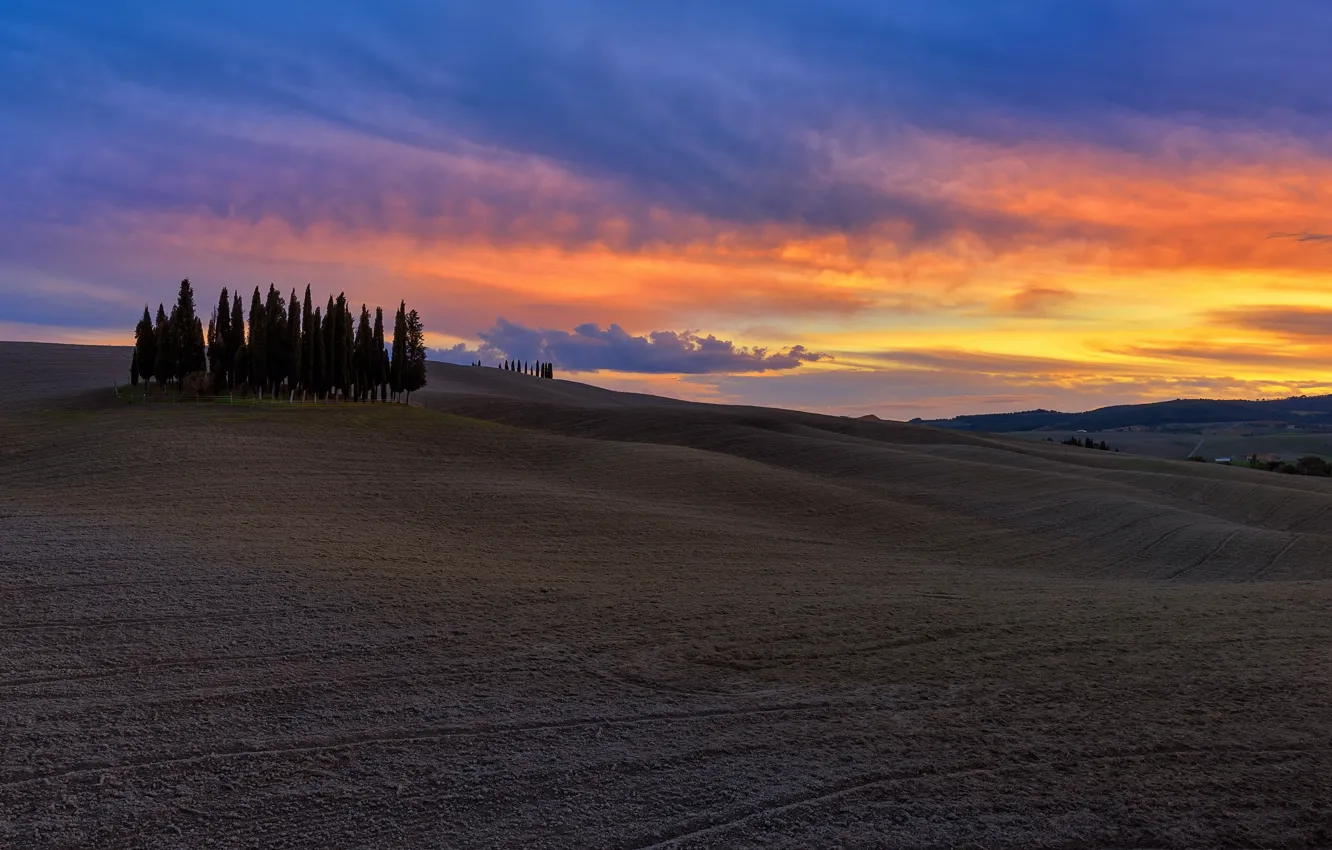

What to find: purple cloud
left=475, top=318, right=829, bottom=374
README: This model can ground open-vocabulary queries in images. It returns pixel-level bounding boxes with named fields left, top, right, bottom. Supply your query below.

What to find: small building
left=1214, top=457, right=1232, bottom=464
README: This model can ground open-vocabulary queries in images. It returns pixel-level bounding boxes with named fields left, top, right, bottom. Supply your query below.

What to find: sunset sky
left=5, top=1, right=1332, bottom=417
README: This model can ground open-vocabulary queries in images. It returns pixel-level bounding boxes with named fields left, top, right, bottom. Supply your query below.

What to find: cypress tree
left=403, top=308, right=427, bottom=402
left=287, top=289, right=301, bottom=393
left=153, top=304, right=172, bottom=389
left=172, top=278, right=204, bottom=380
left=323, top=296, right=336, bottom=398
left=215, top=288, right=231, bottom=388
left=312, top=306, right=326, bottom=398
left=329, top=293, right=346, bottom=398
left=265, top=284, right=286, bottom=395
left=372, top=307, right=386, bottom=401
left=341, top=296, right=354, bottom=399
left=390, top=302, right=406, bottom=399
left=354, top=304, right=372, bottom=401
left=380, top=349, right=389, bottom=401
left=134, top=306, right=156, bottom=388
left=300, top=285, right=313, bottom=391
left=229, top=294, right=245, bottom=385
left=249, top=287, right=267, bottom=394
left=130, top=349, right=138, bottom=387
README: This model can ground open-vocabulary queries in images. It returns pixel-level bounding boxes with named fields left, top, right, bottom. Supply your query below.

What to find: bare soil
left=1, top=342, right=1330, bottom=848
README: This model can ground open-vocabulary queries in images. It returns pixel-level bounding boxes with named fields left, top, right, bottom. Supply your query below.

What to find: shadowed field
left=2, top=341, right=1330, bottom=848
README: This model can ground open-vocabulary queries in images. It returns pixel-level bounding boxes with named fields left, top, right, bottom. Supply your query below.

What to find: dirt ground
left=2, top=342, right=1330, bottom=848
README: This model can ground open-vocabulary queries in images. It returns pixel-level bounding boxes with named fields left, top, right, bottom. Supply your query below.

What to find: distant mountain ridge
left=915, top=395, right=1332, bottom=432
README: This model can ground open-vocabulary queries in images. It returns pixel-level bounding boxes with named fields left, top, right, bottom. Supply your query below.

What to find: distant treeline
left=130, top=279, right=428, bottom=401
left=475, top=359, right=555, bottom=379
left=1060, top=436, right=1116, bottom=451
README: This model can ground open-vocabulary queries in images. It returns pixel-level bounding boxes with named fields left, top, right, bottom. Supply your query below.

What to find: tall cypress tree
left=311, top=306, right=326, bottom=399
left=300, top=285, right=313, bottom=391
left=341, top=299, right=354, bottom=400
left=372, top=307, right=386, bottom=402
left=390, top=301, right=406, bottom=399
left=287, top=289, right=301, bottom=393
left=249, top=287, right=267, bottom=394
left=134, top=306, right=156, bottom=388
left=172, top=279, right=204, bottom=381
left=229, top=293, right=245, bottom=386
left=403, top=308, right=428, bottom=402
left=153, top=304, right=172, bottom=388
left=214, top=288, right=231, bottom=388
left=327, top=293, right=343, bottom=398
left=264, top=284, right=286, bottom=395
left=354, top=305, right=372, bottom=401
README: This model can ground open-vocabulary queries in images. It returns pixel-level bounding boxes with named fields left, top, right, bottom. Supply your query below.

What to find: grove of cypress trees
left=134, top=306, right=155, bottom=388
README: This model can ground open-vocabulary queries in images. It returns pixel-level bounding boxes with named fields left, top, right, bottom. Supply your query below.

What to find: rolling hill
left=2, top=341, right=1330, bottom=849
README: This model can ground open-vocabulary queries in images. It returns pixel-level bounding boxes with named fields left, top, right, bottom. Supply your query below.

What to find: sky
left=5, top=1, right=1332, bottom=418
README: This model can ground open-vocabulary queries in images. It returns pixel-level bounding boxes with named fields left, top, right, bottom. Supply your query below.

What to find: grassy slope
left=2, top=344, right=1330, bottom=848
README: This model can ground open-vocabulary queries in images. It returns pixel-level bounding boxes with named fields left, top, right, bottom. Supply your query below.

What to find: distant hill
left=915, top=395, right=1332, bottom=432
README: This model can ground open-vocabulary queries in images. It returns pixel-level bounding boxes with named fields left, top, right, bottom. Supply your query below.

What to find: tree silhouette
left=354, top=304, right=373, bottom=401
left=390, top=301, right=406, bottom=399
left=312, top=306, right=326, bottom=398
left=172, top=279, right=206, bottom=381
left=372, top=306, right=386, bottom=401
left=403, top=308, right=427, bottom=402
left=287, top=288, right=301, bottom=393
left=153, top=304, right=172, bottom=389
left=134, top=306, right=155, bottom=388
left=130, top=349, right=138, bottom=387
left=264, top=284, right=286, bottom=395
left=249, top=287, right=267, bottom=394
left=228, top=293, right=246, bottom=386
left=214, top=287, right=231, bottom=388
left=300, top=285, right=313, bottom=392
left=323, top=296, right=336, bottom=398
